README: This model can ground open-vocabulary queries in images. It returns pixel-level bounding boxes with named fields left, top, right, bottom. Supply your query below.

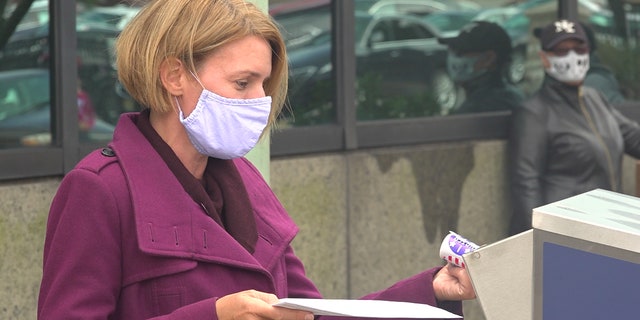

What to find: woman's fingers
left=217, top=290, right=314, bottom=320
left=433, top=264, right=476, bottom=301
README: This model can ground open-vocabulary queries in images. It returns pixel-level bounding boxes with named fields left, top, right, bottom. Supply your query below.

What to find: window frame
left=0, top=1, right=78, bottom=180
left=1, top=0, right=622, bottom=180
left=271, top=0, right=522, bottom=157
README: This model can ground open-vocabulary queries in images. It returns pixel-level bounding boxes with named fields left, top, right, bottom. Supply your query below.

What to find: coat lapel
left=110, top=114, right=295, bottom=273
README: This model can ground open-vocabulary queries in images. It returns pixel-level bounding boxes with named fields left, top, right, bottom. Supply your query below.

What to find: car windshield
left=422, top=11, right=475, bottom=33
left=273, top=3, right=331, bottom=50
left=0, top=70, right=49, bottom=121
left=79, top=12, right=124, bottom=27
left=354, top=0, right=379, bottom=12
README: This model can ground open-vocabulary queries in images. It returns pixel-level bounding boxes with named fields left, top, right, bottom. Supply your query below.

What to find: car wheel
left=507, top=48, right=527, bottom=84
left=431, top=70, right=459, bottom=115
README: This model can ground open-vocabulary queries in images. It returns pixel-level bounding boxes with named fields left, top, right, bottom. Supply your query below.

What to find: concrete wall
left=1, top=140, right=636, bottom=319
left=271, top=140, right=637, bottom=320
left=0, top=177, right=59, bottom=319
left=271, top=140, right=511, bottom=319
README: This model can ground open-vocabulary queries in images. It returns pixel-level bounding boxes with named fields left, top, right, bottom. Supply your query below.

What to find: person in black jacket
left=508, top=19, right=640, bottom=235
left=438, top=21, right=524, bottom=115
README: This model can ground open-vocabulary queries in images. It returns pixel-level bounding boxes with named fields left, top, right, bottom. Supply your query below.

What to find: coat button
left=101, top=147, right=115, bottom=157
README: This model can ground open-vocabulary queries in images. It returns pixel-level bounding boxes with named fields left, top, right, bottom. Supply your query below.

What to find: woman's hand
left=433, top=264, right=476, bottom=301
left=216, top=290, right=314, bottom=320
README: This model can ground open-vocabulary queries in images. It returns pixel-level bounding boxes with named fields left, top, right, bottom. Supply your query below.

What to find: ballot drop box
left=463, top=189, right=640, bottom=320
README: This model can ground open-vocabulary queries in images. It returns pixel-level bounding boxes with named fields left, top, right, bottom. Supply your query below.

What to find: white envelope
left=273, top=298, right=462, bottom=319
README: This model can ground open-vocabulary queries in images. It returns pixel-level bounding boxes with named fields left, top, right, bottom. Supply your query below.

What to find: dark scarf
left=542, top=75, right=582, bottom=111
left=461, top=70, right=506, bottom=94
left=135, top=109, right=257, bottom=253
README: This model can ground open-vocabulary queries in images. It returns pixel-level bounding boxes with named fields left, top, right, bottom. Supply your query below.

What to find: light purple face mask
left=176, top=74, right=272, bottom=159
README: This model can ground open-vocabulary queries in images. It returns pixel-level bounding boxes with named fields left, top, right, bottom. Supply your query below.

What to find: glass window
left=0, top=0, right=123, bottom=148
left=585, top=1, right=640, bottom=105
left=354, top=11, right=451, bottom=120
left=76, top=3, right=139, bottom=144
left=270, top=0, right=564, bottom=124
left=271, top=0, right=335, bottom=126
left=274, top=0, right=634, bottom=127
left=0, top=0, right=53, bottom=148
left=355, top=0, right=537, bottom=119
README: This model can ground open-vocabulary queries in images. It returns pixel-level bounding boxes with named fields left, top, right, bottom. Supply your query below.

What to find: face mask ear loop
left=174, top=96, right=183, bottom=118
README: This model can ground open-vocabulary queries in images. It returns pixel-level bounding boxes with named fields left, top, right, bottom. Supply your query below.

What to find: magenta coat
left=38, top=113, right=462, bottom=319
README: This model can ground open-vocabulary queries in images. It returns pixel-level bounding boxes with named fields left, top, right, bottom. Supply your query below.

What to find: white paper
left=273, top=298, right=462, bottom=319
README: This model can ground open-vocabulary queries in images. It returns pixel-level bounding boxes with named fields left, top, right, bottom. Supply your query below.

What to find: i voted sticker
left=439, top=231, right=479, bottom=268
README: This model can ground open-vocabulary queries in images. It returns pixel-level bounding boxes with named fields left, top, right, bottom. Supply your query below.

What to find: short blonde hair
left=115, top=0, right=288, bottom=128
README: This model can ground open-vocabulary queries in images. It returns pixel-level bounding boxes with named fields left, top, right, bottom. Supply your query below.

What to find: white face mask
left=176, top=75, right=272, bottom=159
left=544, top=50, right=590, bottom=83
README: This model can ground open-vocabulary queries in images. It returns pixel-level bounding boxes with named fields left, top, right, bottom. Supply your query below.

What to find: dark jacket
left=453, top=73, right=524, bottom=114
left=508, top=76, right=640, bottom=235
left=38, top=112, right=461, bottom=319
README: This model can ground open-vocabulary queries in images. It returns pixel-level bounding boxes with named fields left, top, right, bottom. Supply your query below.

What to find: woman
left=38, top=1, right=475, bottom=319
left=508, top=19, right=640, bottom=235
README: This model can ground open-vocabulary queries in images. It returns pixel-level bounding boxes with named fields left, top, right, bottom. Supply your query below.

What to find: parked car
left=0, top=8, right=134, bottom=125
left=421, top=10, right=477, bottom=34
left=77, top=5, right=140, bottom=31
left=270, top=0, right=332, bottom=51
left=271, top=0, right=477, bottom=52
left=358, top=0, right=480, bottom=16
left=0, top=68, right=114, bottom=148
left=286, top=11, right=458, bottom=123
left=516, top=0, right=605, bottom=12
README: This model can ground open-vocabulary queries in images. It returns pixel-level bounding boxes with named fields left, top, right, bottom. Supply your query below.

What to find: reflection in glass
left=353, top=9, right=455, bottom=119
left=354, top=0, right=534, bottom=119
left=0, top=0, right=124, bottom=148
left=0, top=69, right=51, bottom=147
left=584, top=1, right=640, bottom=104
left=5, top=1, right=634, bottom=135
left=77, top=4, right=140, bottom=126
left=270, top=0, right=547, bottom=123
left=270, top=0, right=335, bottom=126
left=0, top=0, right=53, bottom=148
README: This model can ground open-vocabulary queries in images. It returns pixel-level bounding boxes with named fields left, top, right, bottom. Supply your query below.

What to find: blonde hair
left=115, top=0, right=288, bottom=128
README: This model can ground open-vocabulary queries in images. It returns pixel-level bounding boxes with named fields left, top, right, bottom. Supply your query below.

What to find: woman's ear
left=159, top=58, right=185, bottom=96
